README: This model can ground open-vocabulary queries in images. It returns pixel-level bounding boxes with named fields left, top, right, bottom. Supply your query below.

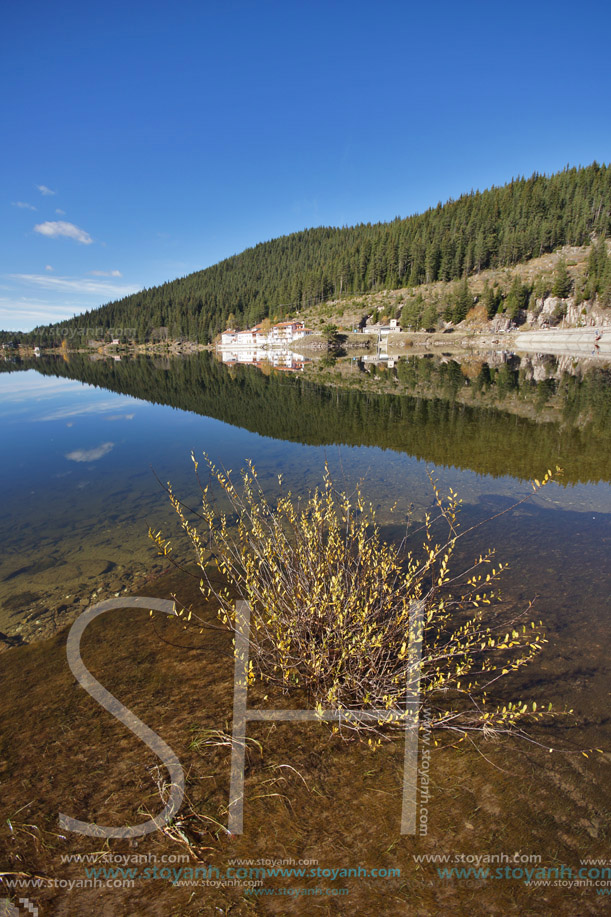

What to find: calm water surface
left=0, top=352, right=609, bottom=749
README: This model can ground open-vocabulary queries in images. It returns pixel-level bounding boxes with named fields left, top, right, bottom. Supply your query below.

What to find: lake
left=0, top=348, right=609, bottom=913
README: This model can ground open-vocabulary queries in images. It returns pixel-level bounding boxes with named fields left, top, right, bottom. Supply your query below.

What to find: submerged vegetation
left=152, top=458, right=560, bottom=741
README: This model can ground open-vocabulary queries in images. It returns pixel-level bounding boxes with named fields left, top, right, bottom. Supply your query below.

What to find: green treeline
left=2, top=353, right=609, bottom=485
left=15, top=162, right=611, bottom=344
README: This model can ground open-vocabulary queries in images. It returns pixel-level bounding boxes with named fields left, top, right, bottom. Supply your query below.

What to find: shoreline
left=7, top=325, right=610, bottom=362
left=296, top=327, right=611, bottom=361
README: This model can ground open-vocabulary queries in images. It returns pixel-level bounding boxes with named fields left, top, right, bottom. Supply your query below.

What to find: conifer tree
left=483, top=282, right=501, bottom=319
left=551, top=259, right=573, bottom=298
left=453, top=278, right=471, bottom=323
left=506, top=276, right=531, bottom=321
left=421, top=303, right=438, bottom=331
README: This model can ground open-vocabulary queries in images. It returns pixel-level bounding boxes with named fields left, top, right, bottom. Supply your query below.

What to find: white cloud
left=34, top=221, right=93, bottom=244
left=0, top=295, right=78, bottom=330
left=11, top=273, right=140, bottom=298
left=55, top=208, right=66, bottom=215
left=12, top=201, right=37, bottom=211
left=0, top=375, right=88, bottom=410
left=0, top=271, right=142, bottom=331
left=45, top=264, right=54, bottom=271
left=65, top=442, right=114, bottom=463
left=37, top=184, right=56, bottom=196
left=39, top=399, right=136, bottom=421
left=89, top=269, right=122, bottom=277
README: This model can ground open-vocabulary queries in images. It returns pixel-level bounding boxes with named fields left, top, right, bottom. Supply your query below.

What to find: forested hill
left=28, top=164, right=611, bottom=343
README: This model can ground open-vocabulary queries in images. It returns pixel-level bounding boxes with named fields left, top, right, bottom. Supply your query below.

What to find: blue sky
left=2, top=0, right=610, bottom=331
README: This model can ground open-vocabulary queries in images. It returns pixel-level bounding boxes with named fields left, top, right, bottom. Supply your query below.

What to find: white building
left=218, top=319, right=313, bottom=349
left=270, top=320, right=311, bottom=343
